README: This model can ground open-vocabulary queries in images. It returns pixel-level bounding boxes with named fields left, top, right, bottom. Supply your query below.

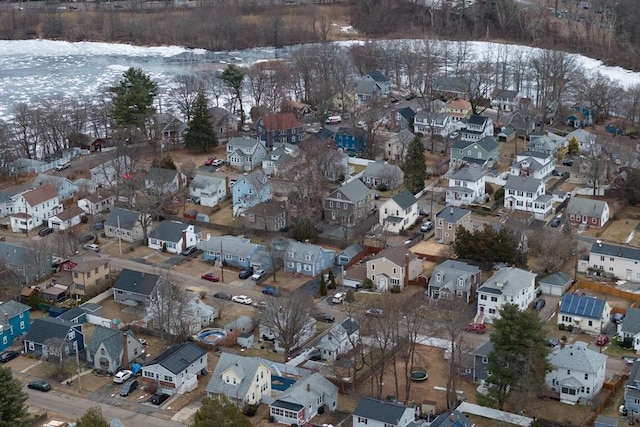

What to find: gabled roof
left=145, top=167, right=178, bottom=185
left=467, top=115, right=489, bottom=126
left=475, top=340, right=494, bottom=357
left=149, top=220, right=199, bottom=243
left=559, top=294, right=607, bottom=319
left=86, top=325, right=131, bottom=359
left=452, top=136, right=498, bottom=152
left=370, top=244, right=418, bottom=267
left=24, top=317, right=78, bottom=343
left=227, top=137, right=264, bottom=154
left=338, top=244, right=364, bottom=259
left=363, top=161, right=403, bottom=179
left=549, top=341, right=606, bottom=374
left=21, top=184, right=58, bottom=206
left=394, top=129, right=414, bottom=147
left=112, top=269, right=161, bottom=296
left=340, top=317, right=359, bottom=336
left=199, top=235, right=262, bottom=258
left=355, top=79, right=379, bottom=95
left=353, top=397, right=412, bottom=424
left=243, top=199, right=286, bottom=217
left=504, top=175, right=543, bottom=193
left=284, top=241, right=334, bottom=264
left=396, top=107, right=416, bottom=122
left=436, top=206, right=471, bottom=223
left=190, top=174, right=225, bottom=190
left=391, top=189, right=418, bottom=210
left=367, top=70, right=389, bottom=83
left=57, top=307, right=85, bottom=321
left=449, top=164, right=485, bottom=182
left=565, top=129, right=595, bottom=144
left=431, top=410, right=474, bottom=427
left=590, top=241, right=640, bottom=261
left=0, top=300, right=30, bottom=326
left=434, top=76, right=467, bottom=93
left=206, top=352, right=271, bottom=398
left=51, top=205, right=84, bottom=221
left=538, top=272, right=572, bottom=287
left=327, top=179, right=373, bottom=203
left=237, top=170, right=270, bottom=192
left=492, top=88, right=519, bottom=99
left=621, top=307, right=640, bottom=336
left=104, top=207, right=141, bottom=229
left=146, top=341, right=206, bottom=374
left=276, top=372, right=337, bottom=410
left=566, top=197, right=608, bottom=218
left=261, top=112, right=301, bottom=131
left=478, top=267, right=536, bottom=296
left=446, top=99, right=471, bottom=110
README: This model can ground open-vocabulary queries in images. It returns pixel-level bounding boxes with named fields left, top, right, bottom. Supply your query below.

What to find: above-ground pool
left=196, top=328, right=227, bottom=344
left=410, top=370, right=428, bottom=381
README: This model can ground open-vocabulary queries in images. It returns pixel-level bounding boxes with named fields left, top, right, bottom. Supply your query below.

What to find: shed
left=337, top=244, right=364, bottom=266
left=538, top=272, right=573, bottom=296
left=237, top=331, right=255, bottom=348
left=224, top=315, right=254, bottom=335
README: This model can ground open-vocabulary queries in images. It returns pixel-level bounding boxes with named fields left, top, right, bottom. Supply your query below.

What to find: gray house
left=337, top=244, right=364, bottom=266
left=324, top=179, right=375, bottom=228
left=0, top=241, right=52, bottom=284
left=283, top=242, right=335, bottom=277
left=427, top=260, right=481, bottom=304
left=224, top=315, right=255, bottom=335
left=434, top=206, right=472, bottom=244
left=198, top=235, right=270, bottom=271
left=352, top=397, right=417, bottom=427
left=473, top=341, right=493, bottom=383
left=538, top=272, right=573, bottom=296
left=104, top=207, right=145, bottom=243
left=270, top=373, right=338, bottom=426
left=86, top=326, right=143, bottom=373
left=619, top=308, right=640, bottom=352
left=144, top=167, right=184, bottom=195
left=450, top=136, right=499, bottom=168
left=226, top=137, right=268, bottom=172
left=362, top=161, right=404, bottom=190
left=205, top=352, right=272, bottom=406
left=112, top=269, right=164, bottom=307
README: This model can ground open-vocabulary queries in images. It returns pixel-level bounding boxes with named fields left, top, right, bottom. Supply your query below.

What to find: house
left=189, top=174, right=227, bottom=207
left=198, top=235, right=271, bottom=271
left=354, top=79, right=382, bottom=105
left=283, top=241, right=335, bottom=277
left=256, top=113, right=304, bottom=147
left=414, top=111, right=454, bottom=138
left=73, top=178, right=99, bottom=195
left=427, top=260, right=481, bottom=304
left=588, top=241, right=640, bottom=281
left=392, top=107, right=416, bottom=130
left=77, top=193, right=115, bottom=215
left=324, top=179, right=375, bottom=228
left=232, top=170, right=272, bottom=212
left=270, top=373, right=338, bottom=426
left=446, top=164, right=487, bottom=207
left=366, top=245, right=423, bottom=291
left=566, top=198, right=610, bottom=230
left=618, top=308, right=640, bottom=352
left=205, top=352, right=272, bottom=406
left=224, top=315, right=255, bottom=335
left=262, top=147, right=293, bottom=176
left=336, top=244, right=364, bottom=266
left=430, top=411, right=475, bottom=427
left=90, top=156, right=133, bottom=188
left=450, top=136, right=499, bottom=168
left=497, top=126, right=516, bottom=144
left=185, top=298, right=217, bottom=331
left=352, top=397, right=417, bottom=427
left=86, top=326, right=143, bottom=373
left=362, top=161, right=404, bottom=190
left=104, top=207, right=145, bottom=243
left=461, top=115, right=494, bottom=142
left=0, top=300, right=30, bottom=351
left=141, top=342, right=207, bottom=395
left=282, top=99, right=314, bottom=119
left=342, top=264, right=368, bottom=289
left=538, top=272, right=573, bottom=296
left=364, top=70, right=390, bottom=95
left=385, top=129, right=414, bottom=162
left=144, top=167, right=184, bottom=195
left=476, top=267, right=537, bottom=323
left=148, top=221, right=201, bottom=254
left=47, top=206, right=85, bottom=231
left=468, top=341, right=494, bottom=383
left=491, top=88, right=521, bottom=112
left=32, top=174, right=77, bottom=201
left=546, top=341, right=607, bottom=405
left=149, top=295, right=217, bottom=336
left=208, top=107, right=238, bottom=138
left=243, top=200, right=287, bottom=232
left=260, top=313, right=317, bottom=354
left=503, top=175, right=552, bottom=220
left=330, top=91, right=357, bottom=113
left=112, top=268, right=164, bottom=307
left=87, top=137, right=114, bottom=152
left=566, top=104, right=594, bottom=128
left=509, top=150, right=555, bottom=180
left=334, top=127, right=367, bottom=154
left=435, top=206, right=472, bottom=244
left=558, top=294, right=611, bottom=335
left=379, top=189, right=419, bottom=234
left=315, top=317, right=359, bottom=361
left=56, top=255, right=110, bottom=298
left=152, top=113, right=186, bottom=142
left=527, top=132, right=565, bottom=156
left=226, top=137, right=268, bottom=171
left=565, top=129, right=596, bottom=152
left=0, top=241, right=52, bottom=284
left=445, top=99, right=472, bottom=121
left=23, top=317, right=84, bottom=358
left=10, top=184, right=61, bottom=232
left=434, top=76, right=468, bottom=100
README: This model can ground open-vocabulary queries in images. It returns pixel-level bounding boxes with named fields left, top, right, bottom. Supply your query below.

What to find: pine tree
left=77, top=406, right=109, bottom=427
left=319, top=274, right=327, bottom=296
left=110, top=67, right=158, bottom=129
left=403, top=136, right=426, bottom=194
left=184, top=89, right=217, bottom=153
left=327, top=269, right=337, bottom=290
left=0, top=367, right=29, bottom=427
left=191, top=396, right=251, bottom=427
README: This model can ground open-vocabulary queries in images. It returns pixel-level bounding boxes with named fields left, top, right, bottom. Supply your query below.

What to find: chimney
left=449, top=207, right=454, bottom=215
left=306, top=383, right=311, bottom=392
left=122, top=332, right=129, bottom=368
left=182, top=230, right=188, bottom=252
left=4, top=313, right=7, bottom=325
left=449, top=413, right=457, bottom=422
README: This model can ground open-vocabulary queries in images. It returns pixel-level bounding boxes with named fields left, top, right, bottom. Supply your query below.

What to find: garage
left=538, top=271, right=573, bottom=296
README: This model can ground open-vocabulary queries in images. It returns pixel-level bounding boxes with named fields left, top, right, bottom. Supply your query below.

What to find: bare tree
left=169, top=74, right=202, bottom=122
left=147, top=273, right=191, bottom=343
left=527, top=226, right=575, bottom=273
left=573, top=70, right=624, bottom=123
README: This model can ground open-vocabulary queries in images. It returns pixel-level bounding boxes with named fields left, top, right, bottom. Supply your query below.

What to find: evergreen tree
left=319, top=274, right=327, bottom=296
left=403, top=136, right=427, bottom=194
left=184, top=89, right=217, bottom=153
left=567, top=136, right=580, bottom=155
left=327, top=269, right=337, bottom=290
left=453, top=223, right=526, bottom=268
left=110, top=67, right=158, bottom=129
left=77, top=406, right=109, bottom=427
left=219, top=64, right=246, bottom=123
left=0, top=367, right=29, bottom=427
left=191, top=396, right=251, bottom=427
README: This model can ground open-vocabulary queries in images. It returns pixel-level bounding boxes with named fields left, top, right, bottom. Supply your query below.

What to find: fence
left=582, top=374, right=628, bottom=426
left=570, top=280, right=640, bottom=306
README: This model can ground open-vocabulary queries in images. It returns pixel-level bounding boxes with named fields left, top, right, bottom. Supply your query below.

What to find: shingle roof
left=559, top=294, right=607, bottom=319
left=261, top=113, right=301, bottom=131
left=0, top=300, right=30, bottom=326
left=549, top=342, right=607, bottom=374
left=450, top=164, right=485, bottom=182
left=284, top=241, right=334, bottom=264
left=276, top=373, right=337, bottom=410
left=227, top=137, right=264, bottom=153
left=146, top=341, right=206, bottom=374
left=504, top=175, right=543, bottom=193
left=370, top=244, right=418, bottom=267
left=86, top=325, right=127, bottom=359
left=538, top=272, right=572, bottom=287
left=391, top=189, right=418, bottom=210
left=145, top=167, right=178, bottom=185
left=452, top=136, right=498, bottom=153
left=149, top=220, right=199, bottom=243
left=205, top=352, right=270, bottom=397
left=475, top=340, right=494, bottom=357
left=430, top=410, right=474, bottom=427
left=57, top=307, right=86, bottom=321
left=338, top=244, right=363, bottom=259
left=25, top=317, right=77, bottom=343
left=22, top=184, right=58, bottom=206
left=467, top=115, right=488, bottom=126
left=243, top=199, right=287, bottom=217
left=567, top=197, right=608, bottom=218
left=436, top=206, right=471, bottom=223
left=478, top=267, right=537, bottom=296
left=353, top=397, right=411, bottom=424
left=367, top=70, right=388, bottom=83
left=328, top=179, right=373, bottom=203
left=621, top=307, right=640, bottom=335
left=590, top=242, right=640, bottom=261
left=363, top=161, right=403, bottom=180
left=355, top=79, right=378, bottom=95
left=52, top=205, right=84, bottom=221
left=396, top=107, right=416, bottom=122
left=104, top=207, right=140, bottom=229
left=112, top=269, right=160, bottom=296
left=190, top=174, right=225, bottom=190
left=198, top=235, right=262, bottom=258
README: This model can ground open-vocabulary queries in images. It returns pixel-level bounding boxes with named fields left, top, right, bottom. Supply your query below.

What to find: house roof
left=549, top=342, right=606, bottom=374
left=391, top=189, right=418, bottom=210
left=112, top=269, right=160, bottom=296
left=0, top=300, right=30, bottom=327
left=450, top=164, right=485, bottom=182
left=514, top=157, right=544, bottom=171
left=276, top=373, right=337, bottom=410
left=190, top=174, right=225, bottom=190
left=446, top=99, right=471, bottom=110
left=567, top=197, right=608, bottom=218
left=452, top=136, right=498, bottom=153
left=86, top=325, right=130, bottom=359
left=627, top=359, right=640, bottom=391
left=370, top=244, right=418, bottom=267
left=149, top=220, right=199, bottom=243
left=396, top=107, right=416, bottom=122
left=284, top=241, right=334, bottom=264
left=590, top=241, right=640, bottom=261
left=261, top=112, right=301, bottom=131
left=504, top=175, right=543, bottom=193
left=355, top=79, right=378, bottom=95
left=538, top=272, right=572, bottom=287
left=52, top=205, right=84, bottom=221
left=340, top=317, right=359, bottom=335
left=227, top=137, right=264, bottom=153
left=271, top=400, right=303, bottom=411
left=363, top=161, right=403, bottom=180
left=435, top=76, right=467, bottom=93
left=223, top=315, right=254, bottom=332
left=475, top=340, right=494, bottom=357
left=24, top=317, right=78, bottom=343
left=478, top=267, right=536, bottom=296
left=145, top=167, right=178, bottom=186
left=436, top=206, right=471, bottom=223
left=22, top=184, right=57, bottom=206
left=367, top=70, right=389, bottom=83
left=492, top=88, right=519, bottom=99
left=430, top=410, right=475, bottom=427
left=565, top=129, right=595, bottom=144
left=238, top=170, right=270, bottom=192
left=467, top=115, right=489, bottom=126
left=104, top=207, right=141, bottom=230
left=621, top=307, right=640, bottom=335
left=243, top=199, right=286, bottom=217
left=338, top=244, right=364, bottom=259
left=559, top=294, right=607, bottom=319
left=146, top=341, right=206, bottom=374
left=57, top=306, right=85, bottom=321
left=328, top=179, right=373, bottom=203
left=430, top=260, right=480, bottom=293
left=198, top=235, right=263, bottom=258
left=68, top=256, right=107, bottom=274
left=344, top=264, right=367, bottom=281
left=353, top=397, right=411, bottom=424
left=205, top=352, right=271, bottom=397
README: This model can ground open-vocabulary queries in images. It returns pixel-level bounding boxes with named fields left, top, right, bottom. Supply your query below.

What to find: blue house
left=198, top=235, right=271, bottom=271
left=283, top=241, right=335, bottom=277
left=24, top=317, right=84, bottom=358
left=32, top=174, right=77, bottom=201
left=605, top=123, right=625, bottom=136
left=566, top=104, right=594, bottom=128
left=0, top=300, right=30, bottom=351
left=337, top=244, right=364, bottom=266
left=626, top=361, right=640, bottom=415
left=334, top=127, right=367, bottom=154
left=231, top=170, right=272, bottom=213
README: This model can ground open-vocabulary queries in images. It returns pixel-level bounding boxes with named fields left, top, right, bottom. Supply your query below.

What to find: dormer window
left=305, top=253, right=312, bottom=261
left=288, top=250, right=294, bottom=258
left=436, top=273, right=442, bottom=282
left=336, top=193, right=341, bottom=199
left=458, top=278, right=464, bottom=287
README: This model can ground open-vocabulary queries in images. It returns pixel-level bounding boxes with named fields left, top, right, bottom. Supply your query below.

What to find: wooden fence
left=583, top=374, right=628, bottom=426
left=570, top=280, right=640, bottom=306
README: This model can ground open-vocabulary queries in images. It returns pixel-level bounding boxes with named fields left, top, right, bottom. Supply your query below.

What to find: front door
left=627, top=270, right=633, bottom=281
left=378, top=277, right=387, bottom=291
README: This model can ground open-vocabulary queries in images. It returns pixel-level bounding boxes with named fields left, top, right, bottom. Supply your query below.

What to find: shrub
left=494, top=188, right=505, bottom=201
left=319, top=276, right=327, bottom=297
left=362, top=279, right=373, bottom=289
left=558, top=324, right=566, bottom=331
left=377, top=183, right=388, bottom=192
left=390, top=285, right=401, bottom=293
left=243, top=404, right=258, bottom=417
left=268, top=415, right=275, bottom=422
left=561, top=335, right=567, bottom=342
left=566, top=324, right=574, bottom=332
left=345, top=289, right=355, bottom=303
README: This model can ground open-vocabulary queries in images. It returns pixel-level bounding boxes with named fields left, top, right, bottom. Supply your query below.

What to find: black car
left=562, top=159, right=574, bottom=166
left=28, top=380, right=51, bottom=392
left=316, top=313, right=335, bottom=323
left=119, top=379, right=138, bottom=397
left=149, top=393, right=170, bottom=405
left=0, top=350, right=19, bottom=363
left=534, top=298, right=546, bottom=311
left=38, top=227, right=54, bottom=237
left=79, top=233, right=95, bottom=244
left=550, top=218, right=561, bottom=228
left=239, top=269, right=253, bottom=279
left=181, top=246, right=198, bottom=256
left=213, top=291, right=232, bottom=300
left=545, top=337, right=559, bottom=347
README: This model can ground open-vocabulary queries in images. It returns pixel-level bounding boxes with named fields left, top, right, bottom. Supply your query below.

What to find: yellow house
left=366, top=245, right=423, bottom=291
left=59, top=256, right=111, bottom=298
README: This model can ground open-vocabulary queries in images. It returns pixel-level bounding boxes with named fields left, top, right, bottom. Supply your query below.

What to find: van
left=325, top=115, right=342, bottom=125
left=38, top=227, right=54, bottom=237
left=332, top=292, right=345, bottom=304
left=55, top=161, right=70, bottom=171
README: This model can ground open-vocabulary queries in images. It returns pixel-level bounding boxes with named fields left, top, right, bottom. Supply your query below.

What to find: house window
left=164, top=375, right=173, bottom=382
left=329, top=201, right=334, bottom=207
left=584, top=373, right=588, bottom=380
left=371, top=264, right=375, bottom=271
left=567, top=370, right=570, bottom=375
left=393, top=267, right=397, bottom=274
left=357, top=417, right=368, bottom=424
left=490, top=296, right=498, bottom=302
left=480, top=295, right=487, bottom=300
left=20, top=321, right=24, bottom=329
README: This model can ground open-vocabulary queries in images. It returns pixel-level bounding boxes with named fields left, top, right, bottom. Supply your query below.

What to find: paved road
left=26, top=388, right=184, bottom=427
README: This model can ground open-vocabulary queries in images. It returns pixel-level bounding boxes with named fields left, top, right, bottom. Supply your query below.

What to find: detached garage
left=48, top=206, right=84, bottom=231
left=538, top=271, right=573, bottom=296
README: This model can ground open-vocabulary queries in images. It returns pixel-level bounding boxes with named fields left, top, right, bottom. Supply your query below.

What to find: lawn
left=595, top=218, right=639, bottom=242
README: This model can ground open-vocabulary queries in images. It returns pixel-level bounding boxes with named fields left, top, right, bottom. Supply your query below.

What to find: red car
left=596, top=334, right=609, bottom=346
left=201, top=272, right=220, bottom=282
left=464, top=323, right=487, bottom=334
left=204, top=156, right=216, bottom=166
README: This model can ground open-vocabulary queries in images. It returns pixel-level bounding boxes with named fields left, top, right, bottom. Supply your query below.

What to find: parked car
left=316, top=313, right=335, bottom=323
left=464, top=323, right=487, bottom=334
left=55, top=161, right=70, bottom=171
left=113, top=370, right=132, bottom=384
left=212, top=159, right=224, bottom=167
left=252, top=301, right=267, bottom=310
left=38, top=227, right=54, bottom=237
left=620, top=405, right=629, bottom=417
left=331, top=292, right=345, bottom=304
left=181, top=246, right=198, bottom=256
left=418, top=209, right=430, bottom=217
left=365, top=308, right=384, bottom=317
left=213, top=292, right=232, bottom=300
left=420, top=221, right=434, bottom=232
left=533, top=298, right=546, bottom=311
left=79, top=233, right=95, bottom=243
left=28, top=380, right=51, bottom=392
left=562, top=159, right=574, bottom=166
left=239, top=269, right=253, bottom=280
left=204, top=156, right=216, bottom=166
left=149, top=393, right=170, bottom=406
left=545, top=337, right=559, bottom=347
left=252, top=268, right=266, bottom=281
left=201, top=272, right=220, bottom=282
left=232, top=295, right=253, bottom=305
left=0, top=350, right=20, bottom=363
left=325, top=115, right=342, bottom=125
left=550, top=218, right=561, bottom=228
left=119, top=379, right=138, bottom=397
left=262, top=286, right=280, bottom=296
left=93, top=222, right=104, bottom=230
left=624, top=356, right=637, bottom=366
left=596, top=334, right=609, bottom=346
left=84, top=243, right=99, bottom=252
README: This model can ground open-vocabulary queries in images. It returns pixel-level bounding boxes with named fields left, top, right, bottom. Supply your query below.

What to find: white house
left=205, top=353, right=272, bottom=406
left=620, top=308, right=640, bottom=352
left=226, top=137, right=268, bottom=171
left=446, top=164, right=487, bottom=207
left=413, top=111, right=453, bottom=137
left=270, top=373, right=338, bottom=426
left=546, top=342, right=607, bottom=405
left=262, top=147, right=292, bottom=176
left=461, top=115, right=494, bottom=142
left=260, top=314, right=317, bottom=354
left=144, top=167, right=185, bottom=195
left=588, top=241, right=640, bottom=281
left=379, top=189, right=419, bottom=234
left=148, top=221, right=201, bottom=254
left=509, top=150, right=555, bottom=180
left=9, top=184, right=61, bottom=233
left=190, top=174, right=227, bottom=208
left=315, top=317, right=359, bottom=361
left=140, top=342, right=207, bottom=396
left=565, top=129, right=597, bottom=153
left=476, top=267, right=537, bottom=324
left=77, top=193, right=115, bottom=215
left=557, top=294, right=611, bottom=335
left=90, top=156, right=133, bottom=188
left=48, top=206, right=84, bottom=231
left=491, top=88, right=521, bottom=112
left=352, top=397, right=417, bottom=427
left=503, top=175, right=552, bottom=220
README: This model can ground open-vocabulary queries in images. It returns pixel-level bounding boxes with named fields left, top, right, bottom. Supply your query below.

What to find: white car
left=212, top=159, right=224, bottom=167
left=232, top=295, right=253, bottom=305
left=251, top=269, right=266, bottom=281
left=84, top=243, right=100, bottom=252
left=113, top=370, right=132, bottom=384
